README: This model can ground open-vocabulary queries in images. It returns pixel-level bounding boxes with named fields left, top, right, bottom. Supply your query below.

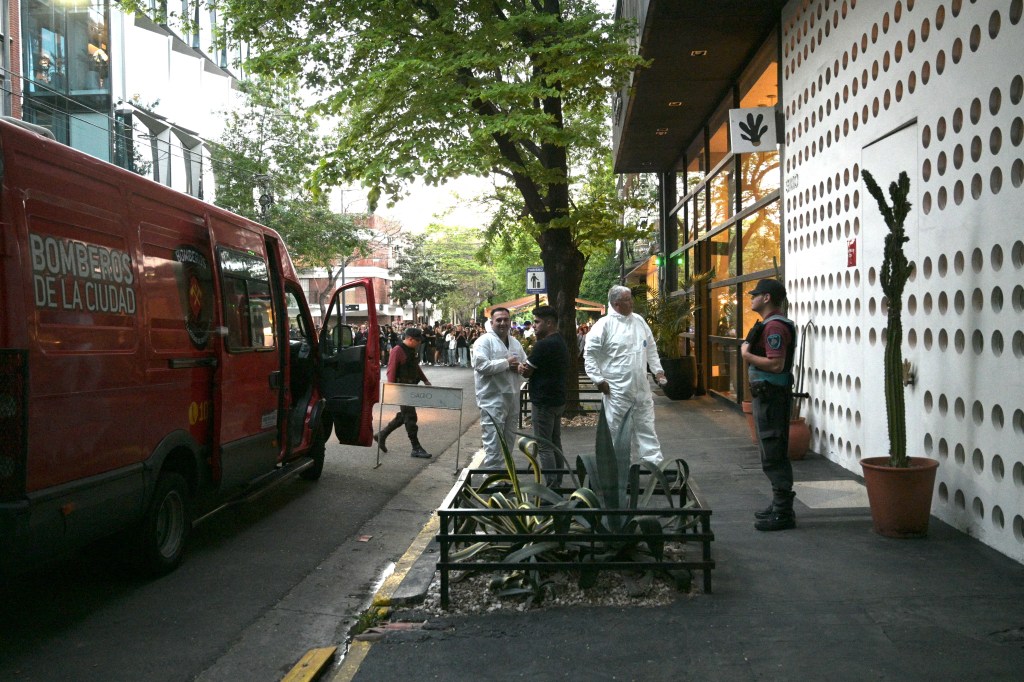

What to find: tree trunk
left=539, top=226, right=587, bottom=415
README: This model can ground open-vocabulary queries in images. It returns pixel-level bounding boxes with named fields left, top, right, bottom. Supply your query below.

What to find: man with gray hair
left=584, top=285, right=667, bottom=466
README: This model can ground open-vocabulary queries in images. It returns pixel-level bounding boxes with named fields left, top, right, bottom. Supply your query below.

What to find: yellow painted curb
left=282, top=646, right=336, bottom=682
left=372, top=513, right=439, bottom=607
left=331, top=640, right=370, bottom=682
left=330, top=513, right=439, bottom=682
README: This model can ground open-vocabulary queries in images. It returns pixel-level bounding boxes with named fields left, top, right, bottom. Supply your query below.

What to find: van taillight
left=0, top=350, right=27, bottom=501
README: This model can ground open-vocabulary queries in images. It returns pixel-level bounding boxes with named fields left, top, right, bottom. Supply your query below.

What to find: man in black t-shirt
left=519, top=305, right=569, bottom=487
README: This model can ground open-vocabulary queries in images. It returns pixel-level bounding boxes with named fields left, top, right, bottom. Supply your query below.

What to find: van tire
left=300, top=421, right=328, bottom=481
left=134, top=472, right=192, bottom=576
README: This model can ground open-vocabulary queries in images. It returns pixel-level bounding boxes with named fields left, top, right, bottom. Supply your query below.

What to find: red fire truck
left=0, top=118, right=379, bottom=575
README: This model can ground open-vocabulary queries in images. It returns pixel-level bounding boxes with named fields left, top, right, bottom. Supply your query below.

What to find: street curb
left=330, top=434, right=483, bottom=682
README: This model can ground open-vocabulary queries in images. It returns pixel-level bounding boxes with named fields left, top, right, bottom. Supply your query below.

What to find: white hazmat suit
left=473, top=331, right=527, bottom=469
left=584, top=309, right=664, bottom=466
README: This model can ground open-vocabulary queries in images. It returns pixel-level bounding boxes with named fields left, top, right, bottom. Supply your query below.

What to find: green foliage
left=210, top=75, right=366, bottom=270
left=578, top=251, right=620, bottom=308
left=635, top=271, right=713, bottom=359
left=862, top=169, right=912, bottom=468
left=217, top=0, right=649, bottom=369
left=423, top=223, right=498, bottom=321
left=390, top=234, right=457, bottom=321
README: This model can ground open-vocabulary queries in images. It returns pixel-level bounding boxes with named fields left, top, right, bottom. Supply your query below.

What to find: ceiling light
left=690, top=50, right=708, bottom=57
left=668, top=101, right=683, bottom=107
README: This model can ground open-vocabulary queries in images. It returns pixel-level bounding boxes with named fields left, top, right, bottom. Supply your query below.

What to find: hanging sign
left=729, top=107, right=779, bottom=153
left=526, top=266, right=546, bottom=294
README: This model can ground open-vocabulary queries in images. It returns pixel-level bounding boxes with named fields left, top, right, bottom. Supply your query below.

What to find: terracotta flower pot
left=788, top=417, right=811, bottom=460
left=741, top=401, right=757, bottom=443
left=860, top=457, right=939, bottom=538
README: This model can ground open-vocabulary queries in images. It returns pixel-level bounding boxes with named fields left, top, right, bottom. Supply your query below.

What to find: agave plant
left=450, top=407, right=698, bottom=600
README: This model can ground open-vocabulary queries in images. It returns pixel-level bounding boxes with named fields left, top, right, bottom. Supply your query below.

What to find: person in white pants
left=584, top=285, right=667, bottom=467
left=472, top=307, right=528, bottom=469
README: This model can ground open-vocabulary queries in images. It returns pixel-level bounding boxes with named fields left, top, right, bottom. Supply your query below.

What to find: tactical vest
left=748, top=313, right=797, bottom=384
left=395, top=343, right=421, bottom=384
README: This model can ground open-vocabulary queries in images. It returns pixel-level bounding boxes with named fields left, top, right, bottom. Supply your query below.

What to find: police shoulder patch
left=766, top=333, right=783, bottom=350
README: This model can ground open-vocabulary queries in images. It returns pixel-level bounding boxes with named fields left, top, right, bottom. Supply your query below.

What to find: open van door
left=318, top=279, right=380, bottom=445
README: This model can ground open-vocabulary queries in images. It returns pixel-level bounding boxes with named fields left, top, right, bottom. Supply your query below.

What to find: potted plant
left=859, top=169, right=938, bottom=538
left=638, top=272, right=711, bottom=400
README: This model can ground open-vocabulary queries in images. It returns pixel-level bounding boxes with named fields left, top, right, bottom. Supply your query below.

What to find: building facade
left=614, top=0, right=1024, bottom=563
left=19, top=0, right=246, bottom=200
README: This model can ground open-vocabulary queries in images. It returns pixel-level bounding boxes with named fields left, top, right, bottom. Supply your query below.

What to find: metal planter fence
left=435, top=467, right=715, bottom=608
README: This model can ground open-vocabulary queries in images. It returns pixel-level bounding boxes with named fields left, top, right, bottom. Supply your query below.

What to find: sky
left=378, top=176, right=497, bottom=233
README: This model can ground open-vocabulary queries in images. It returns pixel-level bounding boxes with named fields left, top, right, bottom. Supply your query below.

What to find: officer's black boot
left=754, top=503, right=774, bottom=520
left=755, top=490, right=796, bottom=531
left=409, top=437, right=432, bottom=459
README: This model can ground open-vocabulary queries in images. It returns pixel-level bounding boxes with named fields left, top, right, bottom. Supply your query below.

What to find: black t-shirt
left=526, top=332, right=569, bottom=407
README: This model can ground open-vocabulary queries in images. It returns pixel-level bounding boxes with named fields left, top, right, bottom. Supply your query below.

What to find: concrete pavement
left=342, top=389, right=1024, bottom=681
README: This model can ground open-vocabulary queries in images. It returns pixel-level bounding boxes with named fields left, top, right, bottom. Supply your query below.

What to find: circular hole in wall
left=972, top=449, right=984, bottom=474
left=993, top=454, right=1005, bottom=480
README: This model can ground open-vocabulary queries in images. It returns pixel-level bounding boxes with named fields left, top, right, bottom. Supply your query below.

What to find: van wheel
left=300, top=421, right=328, bottom=481
left=135, top=472, right=191, bottom=576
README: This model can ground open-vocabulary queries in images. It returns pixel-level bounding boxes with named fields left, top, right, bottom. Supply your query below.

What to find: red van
left=0, top=118, right=379, bottom=574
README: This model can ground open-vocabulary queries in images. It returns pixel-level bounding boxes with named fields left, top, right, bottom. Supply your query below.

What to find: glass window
left=219, top=248, right=276, bottom=351
left=709, top=284, right=738, bottom=338
left=710, top=225, right=738, bottom=281
left=23, top=0, right=111, bottom=147
left=740, top=280, right=761, bottom=340
left=707, top=97, right=733, bottom=169
left=741, top=150, right=781, bottom=205
left=685, top=134, right=706, bottom=190
left=708, top=338, right=738, bottom=397
left=709, top=167, right=736, bottom=229
left=740, top=205, right=781, bottom=275
left=739, top=30, right=779, bottom=109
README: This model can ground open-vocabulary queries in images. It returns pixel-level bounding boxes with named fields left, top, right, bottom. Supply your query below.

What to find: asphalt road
left=0, top=364, right=479, bottom=682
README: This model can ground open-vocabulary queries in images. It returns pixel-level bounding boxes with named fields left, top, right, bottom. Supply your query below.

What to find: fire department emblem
left=175, top=246, right=214, bottom=349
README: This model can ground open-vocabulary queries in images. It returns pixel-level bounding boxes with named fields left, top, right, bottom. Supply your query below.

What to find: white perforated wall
left=781, top=0, right=1024, bottom=561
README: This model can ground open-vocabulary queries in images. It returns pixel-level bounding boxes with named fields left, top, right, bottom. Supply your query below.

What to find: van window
left=217, top=247, right=276, bottom=352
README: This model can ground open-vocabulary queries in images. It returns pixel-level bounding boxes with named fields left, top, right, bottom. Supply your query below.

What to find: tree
left=391, top=234, right=457, bottom=323
left=424, top=223, right=498, bottom=322
left=578, top=249, right=620, bottom=312
left=209, top=74, right=367, bottom=299
left=216, top=0, right=648, bottom=380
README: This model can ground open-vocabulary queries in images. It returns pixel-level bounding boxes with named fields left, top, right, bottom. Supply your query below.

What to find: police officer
left=740, top=279, right=798, bottom=531
left=375, top=327, right=433, bottom=458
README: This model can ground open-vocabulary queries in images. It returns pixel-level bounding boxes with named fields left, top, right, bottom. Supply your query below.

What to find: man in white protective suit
left=473, top=307, right=528, bottom=469
left=584, top=285, right=667, bottom=467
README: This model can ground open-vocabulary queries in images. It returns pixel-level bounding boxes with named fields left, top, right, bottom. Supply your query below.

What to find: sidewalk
left=349, top=393, right=1024, bottom=680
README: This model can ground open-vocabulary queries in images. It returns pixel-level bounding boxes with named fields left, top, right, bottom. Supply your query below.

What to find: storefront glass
left=740, top=207, right=780, bottom=275
left=22, top=0, right=110, bottom=153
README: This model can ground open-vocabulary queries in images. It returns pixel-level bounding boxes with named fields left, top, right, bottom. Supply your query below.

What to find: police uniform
left=748, top=310, right=797, bottom=525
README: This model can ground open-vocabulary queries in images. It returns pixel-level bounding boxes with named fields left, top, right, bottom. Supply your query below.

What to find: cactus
left=861, top=169, right=912, bottom=468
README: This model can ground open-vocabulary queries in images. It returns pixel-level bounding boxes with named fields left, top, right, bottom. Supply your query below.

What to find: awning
left=613, top=0, right=785, bottom=173
left=485, top=295, right=606, bottom=317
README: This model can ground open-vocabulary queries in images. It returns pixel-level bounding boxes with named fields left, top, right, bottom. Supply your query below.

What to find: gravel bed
left=416, top=545, right=699, bottom=616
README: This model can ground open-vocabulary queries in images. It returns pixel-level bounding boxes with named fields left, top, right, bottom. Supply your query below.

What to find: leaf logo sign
left=738, top=112, right=768, bottom=147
